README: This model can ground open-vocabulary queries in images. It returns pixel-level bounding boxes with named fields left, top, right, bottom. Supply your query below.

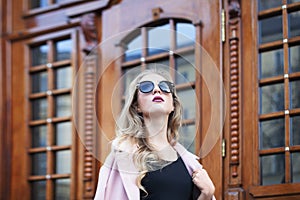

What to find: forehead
left=139, top=73, right=167, bottom=83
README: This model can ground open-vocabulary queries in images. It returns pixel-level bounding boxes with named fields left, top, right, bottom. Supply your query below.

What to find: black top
left=140, top=156, right=194, bottom=200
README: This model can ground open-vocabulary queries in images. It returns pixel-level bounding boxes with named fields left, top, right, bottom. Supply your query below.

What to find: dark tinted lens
left=139, top=81, right=154, bottom=93
left=158, top=81, right=172, bottom=93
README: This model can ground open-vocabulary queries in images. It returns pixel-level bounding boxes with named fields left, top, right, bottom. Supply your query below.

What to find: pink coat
left=94, top=143, right=215, bottom=200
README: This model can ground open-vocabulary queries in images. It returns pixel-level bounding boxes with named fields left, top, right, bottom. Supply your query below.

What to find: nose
left=152, top=84, right=161, bottom=94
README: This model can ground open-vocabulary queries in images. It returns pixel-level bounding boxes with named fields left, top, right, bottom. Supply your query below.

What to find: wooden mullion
left=141, top=27, right=147, bottom=70
left=169, top=19, right=175, bottom=79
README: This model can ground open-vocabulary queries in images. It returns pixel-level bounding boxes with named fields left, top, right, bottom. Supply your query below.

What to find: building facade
left=1, top=0, right=300, bottom=199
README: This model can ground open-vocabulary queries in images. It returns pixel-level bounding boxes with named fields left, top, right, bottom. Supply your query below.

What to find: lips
left=152, top=96, right=164, bottom=102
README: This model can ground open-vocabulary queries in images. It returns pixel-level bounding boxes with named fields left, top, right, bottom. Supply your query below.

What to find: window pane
left=54, top=179, right=70, bottom=199
left=31, top=125, right=47, bottom=148
left=290, top=80, right=300, bottom=109
left=258, top=0, right=282, bottom=11
left=124, top=30, right=142, bottom=62
left=291, top=115, right=300, bottom=146
left=259, top=48, right=284, bottom=79
left=288, top=10, right=300, bottom=38
left=179, top=124, right=196, bottom=153
left=55, top=95, right=71, bottom=117
left=54, top=39, right=72, bottom=61
left=31, top=44, right=48, bottom=66
left=31, top=71, right=48, bottom=93
left=32, top=98, right=48, bottom=120
left=31, top=181, right=46, bottom=200
left=30, top=0, right=48, bottom=9
left=176, top=23, right=195, bottom=49
left=291, top=152, right=300, bottom=183
left=177, top=89, right=195, bottom=120
left=288, top=0, right=300, bottom=3
left=289, top=45, right=300, bottom=73
left=261, top=154, right=285, bottom=185
left=55, top=150, right=71, bottom=174
left=175, top=54, right=195, bottom=84
left=55, top=66, right=72, bottom=89
left=260, top=118, right=285, bottom=149
left=146, top=60, right=169, bottom=72
left=259, top=15, right=283, bottom=44
left=122, top=66, right=142, bottom=95
left=148, top=24, right=170, bottom=56
left=260, top=83, right=284, bottom=114
left=31, top=152, right=47, bottom=175
left=55, top=122, right=72, bottom=146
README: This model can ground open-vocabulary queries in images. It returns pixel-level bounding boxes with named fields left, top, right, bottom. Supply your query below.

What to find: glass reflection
left=290, top=80, right=300, bottom=109
left=54, top=39, right=72, bottom=61
left=55, top=179, right=70, bottom=199
left=176, top=23, right=195, bottom=49
left=31, top=44, right=48, bottom=66
left=31, top=181, right=46, bottom=200
left=291, top=116, right=300, bottom=146
left=259, top=15, right=283, bottom=44
left=124, top=29, right=142, bottom=62
left=148, top=24, right=170, bottom=56
left=260, top=154, right=285, bottom=185
left=177, top=89, right=195, bottom=120
left=122, top=66, right=142, bottom=95
left=291, top=153, right=300, bottom=183
left=146, top=61, right=169, bottom=72
left=260, top=118, right=285, bottom=149
left=31, top=71, right=48, bottom=93
left=55, top=150, right=71, bottom=174
left=31, top=125, right=47, bottom=148
left=31, top=152, right=47, bottom=175
left=32, top=98, right=48, bottom=120
left=259, top=48, right=284, bottom=79
left=289, top=10, right=300, bottom=38
left=175, top=54, right=195, bottom=84
left=288, top=0, right=300, bottom=3
left=258, top=0, right=282, bottom=11
left=55, top=95, right=71, bottom=117
left=55, top=122, right=72, bottom=146
left=260, top=83, right=284, bottom=114
left=289, top=45, right=300, bottom=73
left=179, top=124, right=196, bottom=153
left=55, top=66, right=72, bottom=89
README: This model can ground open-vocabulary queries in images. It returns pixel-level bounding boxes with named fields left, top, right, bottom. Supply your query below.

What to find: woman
left=94, top=69, right=215, bottom=200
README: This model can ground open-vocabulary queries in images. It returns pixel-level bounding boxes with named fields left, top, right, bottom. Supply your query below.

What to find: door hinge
left=222, top=138, right=226, bottom=158
left=221, top=9, right=226, bottom=42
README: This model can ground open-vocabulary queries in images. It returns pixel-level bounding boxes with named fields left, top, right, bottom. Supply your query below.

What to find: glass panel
left=54, top=39, right=72, bottom=61
left=177, top=89, right=195, bottom=120
left=31, top=152, right=47, bottom=175
left=148, top=24, right=170, bottom=56
left=32, top=98, right=48, bottom=120
left=260, top=83, right=284, bottom=114
left=31, top=125, right=47, bottom=148
left=259, top=15, right=283, bottom=44
left=55, top=66, right=72, bottom=89
left=179, top=124, right=196, bottom=153
left=288, top=0, right=300, bottom=3
left=55, top=150, right=71, bottom=174
left=291, top=152, right=300, bottom=183
left=259, top=48, right=284, bottom=79
left=124, top=30, right=142, bottom=62
left=289, top=45, right=300, bottom=73
left=31, top=180, right=46, bottom=200
left=55, top=122, right=72, bottom=146
left=259, top=118, right=285, bottom=149
left=122, top=66, right=142, bottom=95
left=31, top=44, right=48, bottom=66
left=176, top=23, right=195, bottom=48
left=175, top=53, right=195, bottom=84
left=291, top=115, right=300, bottom=146
left=258, top=0, right=282, bottom=11
left=260, top=154, right=285, bottom=185
left=146, top=60, right=169, bottom=72
left=55, top=95, right=71, bottom=117
left=290, top=80, right=300, bottom=109
left=54, top=179, right=70, bottom=199
left=31, top=71, right=48, bottom=93
left=30, top=0, right=48, bottom=9
left=289, top=10, right=300, bottom=38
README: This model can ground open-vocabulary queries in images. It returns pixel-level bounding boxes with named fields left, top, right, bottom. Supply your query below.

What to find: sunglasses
left=137, top=81, right=174, bottom=93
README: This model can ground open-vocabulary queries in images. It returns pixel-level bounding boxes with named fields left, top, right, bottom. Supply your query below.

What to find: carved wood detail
left=80, top=13, right=98, bottom=199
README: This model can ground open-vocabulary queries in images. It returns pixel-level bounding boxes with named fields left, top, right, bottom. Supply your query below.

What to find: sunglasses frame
left=136, top=80, right=174, bottom=94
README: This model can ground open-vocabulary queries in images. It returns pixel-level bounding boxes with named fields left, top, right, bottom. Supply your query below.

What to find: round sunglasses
left=137, top=81, right=174, bottom=93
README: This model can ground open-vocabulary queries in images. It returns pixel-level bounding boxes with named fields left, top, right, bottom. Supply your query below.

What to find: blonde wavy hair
left=114, top=68, right=182, bottom=193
